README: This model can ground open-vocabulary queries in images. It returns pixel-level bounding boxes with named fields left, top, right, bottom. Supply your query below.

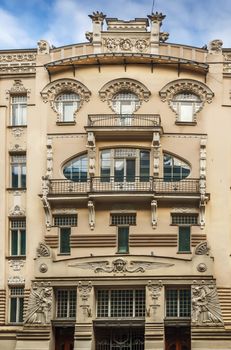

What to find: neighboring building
left=1, top=10, right=231, bottom=350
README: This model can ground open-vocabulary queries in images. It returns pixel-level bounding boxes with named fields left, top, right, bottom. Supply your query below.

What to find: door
left=95, top=327, right=144, bottom=350
left=55, top=327, right=74, bottom=350
left=165, top=327, right=191, bottom=350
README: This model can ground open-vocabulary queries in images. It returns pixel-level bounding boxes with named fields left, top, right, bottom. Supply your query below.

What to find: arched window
left=63, top=154, right=88, bottom=182
left=112, top=92, right=140, bottom=114
left=163, top=153, right=190, bottom=181
left=170, top=92, right=202, bottom=122
left=55, top=92, right=80, bottom=122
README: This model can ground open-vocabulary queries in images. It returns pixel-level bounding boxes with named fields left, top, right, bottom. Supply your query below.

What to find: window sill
left=56, top=121, right=76, bottom=126
left=6, top=187, right=27, bottom=191
left=6, top=256, right=26, bottom=260
left=175, top=121, right=197, bottom=126
left=57, top=253, right=71, bottom=256
left=177, top=251, right=192, bottom=254
left=7, top=125, right=27, bottom=128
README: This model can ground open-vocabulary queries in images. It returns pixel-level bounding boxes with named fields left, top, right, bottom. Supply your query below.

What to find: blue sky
left=0, top=0, right=231, bottom=49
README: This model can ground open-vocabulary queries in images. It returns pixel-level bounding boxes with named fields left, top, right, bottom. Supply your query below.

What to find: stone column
left=145, top=280, right=164, bottom=350
left=74, top=281, right=94, bottom=350
left=89, top=12, right=106, bottom=54
left=148, top=12, right=166, bottom=54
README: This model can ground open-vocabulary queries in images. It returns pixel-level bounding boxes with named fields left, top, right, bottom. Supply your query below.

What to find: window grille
left=172, top=214, right=198, bottom=225
left=10, top=219, right=26, bottom=229
left=56, top=289, right=76, bottom=318
left=166, top=288, right=191, bottom=318
left=54, top=215, right=77, bottom=227
left=97, top=289, right=145, bottom=318
left=9, top=287, right=24, bottom=323
left=111, top=213, right=136, bottom=226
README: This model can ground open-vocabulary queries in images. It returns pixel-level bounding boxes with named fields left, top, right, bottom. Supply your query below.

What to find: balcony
left=85, top=114, right=162, bottom=140
left=48, top=177, right=200, bottom=203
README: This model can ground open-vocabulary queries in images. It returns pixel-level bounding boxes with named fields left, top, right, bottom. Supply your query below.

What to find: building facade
left=0, top=11, right=231, bottom=350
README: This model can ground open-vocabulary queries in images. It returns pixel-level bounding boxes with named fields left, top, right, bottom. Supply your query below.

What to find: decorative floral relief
left=146, top=280, right=163, bottom=316
left=104, top=37, right=149, bottom=52
left=8, top=276, right=25, bottom=285
left=78, top=281, right=92, bottom=317
left=24, top=282, right=52, bottom=325
left=11, top=128, right=25, bottom=138
left=9, top=260, right=25, bottom=271
left=192, top=280, right=223, bottom=325
left=6, top=79, right=30, bottom=99
left=0, top=53, right=36, bottom=62
left=70, top=258, right=174, bottom=274
left=9, top=205, right=25, bottom=217
left=37, top=243, right=51, bottom=257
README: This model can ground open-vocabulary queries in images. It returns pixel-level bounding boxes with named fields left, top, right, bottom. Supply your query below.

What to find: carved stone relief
left=195, top=241, right=209, bottom=255
left=197, top=263, right=207, bottom=272
left=151, top=200, right=157, bottom=229
left=78, top=281, right=92, bottom=317
left=9, top=260, right=25, bottom=271
left=71, top=258, right=174, bottom=274
left=37, top=40, right=50, bottom=54
left=146, top=280, right=163, bottom=317
left=104, top=38, right=149, bottom=52
left=0, top=53, right=36, bottom=62
left=24, top=282, right=52, bottom=325
left=88, top=148, right=96, bottom=177
left=6, top=79, right=30, bottom=99
left=41, top=79, right=91, bottom=122
left=39, top=263, right=48, bottom=273
left=208, top=39, right=223, bottom=54
left=46, top=138, right=53, bottom=178
left=41, top=175, right=52, bottom=230
left=192, top=280, right=223, bottom=325
left=8, top=276, right=25, bottom=285
left=223, top=53, right=231, bottom=73
left=37, top=243, right=51, bottom=257
left=11, top=128, right=25, bottom=139
left=9, top=205, right=25, bottom=217
left=152, top=132, right=161, bottom=177
left=99, top=78, right=151, bottom=112
left=88, top=200, right=95, bottom=230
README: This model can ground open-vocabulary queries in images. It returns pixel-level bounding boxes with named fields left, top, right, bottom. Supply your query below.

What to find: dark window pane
left=60, top=228, right=71, bottom=254
left=20, top=230, right=26, bottom=255
left=19, top=298, right=24, bottom=322
left=178, top=226, right=191, bottom=252
left=126, top=159, right=135, bottom=182
left=10, top=298, right=17, bottom=322
left=11, top=231, right=18, bottom=255
left=140, top=151, right=150, bottom=181
left=114, top=160, right=124, bottom=182
left=21, top=165, right=26, bottom=187
left=118, top=227, right=129, bottom=253
left=12, top=165, right=19, bottom=188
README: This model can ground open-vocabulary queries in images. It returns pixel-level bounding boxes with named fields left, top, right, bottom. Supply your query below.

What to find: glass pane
left=166, top=289, right=178, bottom=317
left=179, top=103, right=193, bottom=122
left=20, top=230, right=26, bottom=255
left=21, top=105, right=27, bottom=125
left=63, top=155, right=88, bottom=182
left=114, top=159, right=124, bottom=182
left=19, top=297, right=24, bottom=322
left=11, top=165, right=19, bottom=188
left=163, top=153, right=190, bottom=182
left=140, top=151, right=150, bottom=181
left=10, top=297, right=17, bottom=322
left=60, top=228, right=71, bottom=254
left=11, top=231, right=18, bottom=255
left=101, top=150, right=111, bottom=182
left=63, top=102, right=75, bottom=122
left=179, top=289, right=191, bottom=317
left=126, top=159, right=135, bottom=182
left=21, top=165, right=26, bottom=188
left=118, top=227, right=129, bottom=253
left=178, top=226, right=191, bottom=252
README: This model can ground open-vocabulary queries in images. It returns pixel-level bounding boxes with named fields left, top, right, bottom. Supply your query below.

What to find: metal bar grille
left=56, top=289, right=76, bottom=318
left=88, top=114, right=161, bottom=127
left=172, top=214, right=198, bottom=225
left=111, top=214, right=136, bottom=225
left=166, top=289, right=191, bottom=318
left=54, top=215, right=77, bottom=227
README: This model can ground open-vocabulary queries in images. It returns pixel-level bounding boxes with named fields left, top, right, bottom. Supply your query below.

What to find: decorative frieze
left=0, top=53, right=36, bottom=62
left=104, top=37, right=149, bottom=52
left=9, top=260, right=25, bottom=271
left=192, top=280, right=223, bottom=325
left=24, top=282, right=52, bottom=325
left=8, top=276, right=25, bottom=285
left=78, top=281, right=92, bottom=318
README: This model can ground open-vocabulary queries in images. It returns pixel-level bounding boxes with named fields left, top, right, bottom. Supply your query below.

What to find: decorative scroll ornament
left=24, top=282, right=52, bottom=325
left=41, top=79, right=91, bottom=122
left=195, top=241, right=209, bottom=255
left=159, top=79, right=214, bottom=116
left=6, top=79, right=30, bottom=99
left=88, top=200, right=95, bottom=230
left=151, top=200, right=157, bottom=228
left=99, top=78, right=151, bottom=112
left=146, top=280, right=163, bottom=316
left=37, top=243, right=51, bottom=257
left=192, top=280, right=223, bottom=325
left=9, top=260, right=25, bottom=271
left=37, top=40, right=50, bottom=54
left=9, top=205, right=25, bottom=217
left=11, top=127, right=25, bottom=138
left=208, top=39, right=223, bottom=54
left=78, top=281, right=92, bottom=317
left=8, top=276, right=25, bottom=285
left=71, top=258, right=174, bottom=273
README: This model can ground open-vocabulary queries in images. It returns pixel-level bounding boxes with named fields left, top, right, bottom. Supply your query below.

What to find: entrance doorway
left=55, top=327, right=75, bottom=350
left=95, top=327, right=144, bottom=350
left=165, top=326, right=191, bottom=350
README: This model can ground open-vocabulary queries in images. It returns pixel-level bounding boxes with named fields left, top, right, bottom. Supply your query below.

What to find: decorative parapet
left=192, top=280, right=223, bottom=325
left=223, top=53, right=231, bottom=73
left=0, top=53, right=36, bottom=75
left=24, top=282, right=52, bottom=325
left=99, top=78, right=151, bottom=112
left=41, top=78, right=91, bottom=122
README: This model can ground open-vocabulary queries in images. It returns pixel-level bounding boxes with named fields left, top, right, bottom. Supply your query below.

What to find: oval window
left=163, top=153, right=190, bottom=181
left=63, top=154, right=88, bottom=182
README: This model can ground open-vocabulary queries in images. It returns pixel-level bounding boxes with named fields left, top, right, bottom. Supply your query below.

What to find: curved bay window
left=55, top=92, right=80, bottom=122
left=112, top=92, right=140, bottom=125
left=171, top=92, right=202, bottom=123
left=63, top=154, right=88, bottom=182
left=101, top=148, right=150, bottom=182
left=163, top=153, right=190, bottom=181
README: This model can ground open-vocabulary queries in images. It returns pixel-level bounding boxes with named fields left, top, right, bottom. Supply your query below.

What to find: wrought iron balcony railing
left=87, top=114, right=161, bottom=128
left=49, top=177, right=200, bottom=195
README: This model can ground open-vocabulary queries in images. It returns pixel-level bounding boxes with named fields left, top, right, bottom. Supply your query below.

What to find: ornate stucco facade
left=0, top=11, right=231, bottom=350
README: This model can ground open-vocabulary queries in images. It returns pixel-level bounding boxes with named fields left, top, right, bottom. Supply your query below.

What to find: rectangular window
left=178, top=226, right=191, bottom=253
left=140, top=150, right=150, bottom=181
left=111, top=213, right=136, bottom=226
left=11, top=95, right=27, bottom=126
left=117, top=226, right=129, bottom=253
left=172, top=214, right=198, bottom=225
left=59, top=227, right=71, bottom=254
left=97, top=289, right=145, bottom=318
left=10, top=219, right=26, bottom=256
left=54, top=215, right=77, bottom=227
left=9, top=287, right=24, bottom=323
left=56, top=289, right=76, bottom=318
left=10, top=154, right=26, bottom=188
left=166, top=288, right=191, bottom=318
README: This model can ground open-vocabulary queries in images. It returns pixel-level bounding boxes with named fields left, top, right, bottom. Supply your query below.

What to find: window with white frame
left=171, top=214, right=198, bottom=253
left=53, top=215, right=77, bottom=255
left=101, top=148, right=150, bottom=182
left=11, top=95, right=27, bottom=126
left=56, top=289, right=76, bottom=318
left=9, top=287, right=24, bottom=323
left=166, top=288, right=191, bottom=318
left=10, top=219, right=26, bottom=256
left=55, top=92, right=80, bottom=122
left=97, top=289, right=145, bottom=318
left=171, top=92, right=202, bottom=123
left=10, top=154, right=26, bottom=188
left=63, top=154, right=88, bottom=182
left=111, top=92, right=140, bottom=121
left=163, top=153, right=190, bottom=182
